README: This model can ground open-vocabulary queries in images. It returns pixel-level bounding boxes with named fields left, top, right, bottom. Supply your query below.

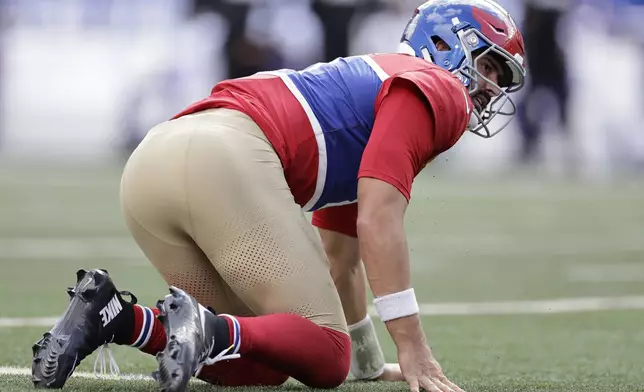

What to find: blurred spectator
left=0, top=0, right=641, bottom=175
left=246, top=1, right=323, bottom=70
left=312, top=0, right=370, bottom=61
left=191, top=0, right=283, bottom=79
left=516, top=0, right=572, bottom=165
left=614, top=0, right=644, bottom=167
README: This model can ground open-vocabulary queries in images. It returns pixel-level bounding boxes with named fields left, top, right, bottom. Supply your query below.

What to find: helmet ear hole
left=431, top=36, right=451, bottom=51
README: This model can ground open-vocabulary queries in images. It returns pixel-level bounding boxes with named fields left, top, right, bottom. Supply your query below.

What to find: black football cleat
left=155, top=286, right=239, bottom=392
left=31, top=269, right=137, bottom=389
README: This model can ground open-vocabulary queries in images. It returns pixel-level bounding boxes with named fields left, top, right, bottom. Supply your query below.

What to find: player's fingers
left=441, top=377, right=465, bottom=392
left=419, top=376, right=441, bottom=392
left=407, top=376, right=420, bottom=392
left=431, top=377, right=455, bottom=392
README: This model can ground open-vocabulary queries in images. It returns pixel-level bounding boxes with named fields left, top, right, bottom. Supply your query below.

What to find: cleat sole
left=155, top=288, right=203, bottom=392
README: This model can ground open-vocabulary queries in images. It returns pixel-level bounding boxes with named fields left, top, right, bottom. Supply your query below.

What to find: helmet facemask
left=452, top=22, right=526, bottom=138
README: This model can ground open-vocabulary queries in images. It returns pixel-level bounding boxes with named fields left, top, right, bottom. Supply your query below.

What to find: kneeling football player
left=31, top=1, right=525, bottom=391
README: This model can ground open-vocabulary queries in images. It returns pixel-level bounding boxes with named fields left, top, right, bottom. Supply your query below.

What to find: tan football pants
left=120, top=108, right=347, bottom=334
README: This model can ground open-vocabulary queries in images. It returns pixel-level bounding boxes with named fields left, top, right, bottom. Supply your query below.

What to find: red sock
left=219, top=313, right=351, bottom=389
left=125, top=304, right=167, bottom=355
left=198, top=358, right=288, bottom=386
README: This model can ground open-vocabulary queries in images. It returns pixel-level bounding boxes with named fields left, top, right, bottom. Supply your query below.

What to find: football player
left=31, top=1, right=525, bottom=392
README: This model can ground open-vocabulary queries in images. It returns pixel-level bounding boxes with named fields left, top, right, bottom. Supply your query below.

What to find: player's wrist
left=385, top=313, right=426, bottom=348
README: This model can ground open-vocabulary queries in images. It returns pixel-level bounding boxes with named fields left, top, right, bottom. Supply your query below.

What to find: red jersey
left=173, top=53, right=473, bottom=237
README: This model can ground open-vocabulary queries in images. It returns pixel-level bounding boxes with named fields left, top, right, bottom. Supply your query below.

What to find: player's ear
left=431, top=36, right=451, bottom=51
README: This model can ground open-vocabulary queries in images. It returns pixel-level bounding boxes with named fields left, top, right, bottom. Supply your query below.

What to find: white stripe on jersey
left=320, top=199, right=358, bottom=209
left=261, top=70, right=327, bottom=211
left=359, top=55, right=389, bottom=81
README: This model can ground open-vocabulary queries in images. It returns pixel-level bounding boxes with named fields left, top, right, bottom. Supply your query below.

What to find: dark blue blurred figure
left=517, top=0, right=572, bottom=165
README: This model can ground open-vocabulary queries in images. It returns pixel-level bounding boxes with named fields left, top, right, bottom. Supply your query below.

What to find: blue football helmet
left=399, top=0, right=527, bottom=138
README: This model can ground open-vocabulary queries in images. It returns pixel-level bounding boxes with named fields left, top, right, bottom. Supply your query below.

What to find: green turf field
left=1, top=162, right=644, bottom=392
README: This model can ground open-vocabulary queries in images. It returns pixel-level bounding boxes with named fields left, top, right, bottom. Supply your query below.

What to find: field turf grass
left=1, top=162, right=643, bottom=391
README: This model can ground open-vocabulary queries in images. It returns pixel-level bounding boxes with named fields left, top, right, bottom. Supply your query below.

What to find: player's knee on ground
left=299, top=327, right=351, bottom=389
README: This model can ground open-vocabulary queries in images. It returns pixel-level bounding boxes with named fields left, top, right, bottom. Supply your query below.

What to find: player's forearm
left=319, top=227, right=387, bottom=380
left=318, top=228, right=367, bottom=324
left=357, top=208, right=411, bottom=297
left=356, top=178, right=424, bottom=347
left=333, top=258, right=389, bottom=380
left=358, top=214, right=425, bottom=347
left=332, top=261, right=368, bottom=325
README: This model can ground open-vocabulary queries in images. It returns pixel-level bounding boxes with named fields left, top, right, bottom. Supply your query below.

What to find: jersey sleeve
left=311, top=203, right=358, bottom=237
left=386, top=68, right=472, bottom=151
left=358, top=69, right=471, bottom=201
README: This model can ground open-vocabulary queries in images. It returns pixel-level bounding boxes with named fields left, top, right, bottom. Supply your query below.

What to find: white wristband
left=373, top=288, right=419, bottom=322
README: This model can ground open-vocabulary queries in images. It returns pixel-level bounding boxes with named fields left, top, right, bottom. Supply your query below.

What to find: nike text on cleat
left=155, top=286, right=239, bottom=392
left=31, top=269, right=137, bottom=389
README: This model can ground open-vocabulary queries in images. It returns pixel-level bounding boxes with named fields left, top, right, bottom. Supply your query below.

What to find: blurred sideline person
left=31, top=1, right=526, bottom=392
left=516, top=0, right=571, bottom=164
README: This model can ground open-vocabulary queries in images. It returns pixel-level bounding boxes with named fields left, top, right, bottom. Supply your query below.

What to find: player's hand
left=375, top=363, right=405, bottom=382
left=397, top=341, right=465, bottom=392
left=385, top=315, right=464, bottom=392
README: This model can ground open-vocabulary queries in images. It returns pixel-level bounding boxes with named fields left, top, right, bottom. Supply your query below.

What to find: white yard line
left=2, top=296, right=644, bottom=328
left=0, top=317, right=58, bottom=327
left=2, top=295, right=644, bottom=382
left=0, top=366, right=154, bottom=381
left=412, top=295, right=644, bottom=315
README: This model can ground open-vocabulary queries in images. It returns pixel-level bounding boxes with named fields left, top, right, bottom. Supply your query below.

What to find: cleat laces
left=194, top=338, right=240, bottom=377
left=93, top=343, right=120, bottom=378
left=90, top=290, right=136, bottom=379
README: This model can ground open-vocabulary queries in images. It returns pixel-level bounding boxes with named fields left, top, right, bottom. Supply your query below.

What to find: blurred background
left=1, top=1, right=644, bottom=387
left=0, top=0, right=643, bottom=176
